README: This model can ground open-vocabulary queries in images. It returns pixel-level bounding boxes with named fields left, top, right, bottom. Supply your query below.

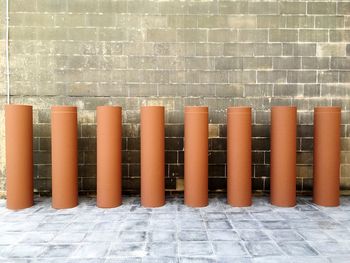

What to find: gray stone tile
left=217, top=257, right=252, bottom=263
left=91, top=221, right=117, bottom=232
left=143, top=256, right=178, bottom=263
left=180, top=257, right=216, bottom=263
left=212, top=241, right=247, bottom=257
left=39, top=244, right=77, bottom=257
left=206, top=220, right=232, bottom=230
left=226, top=212, right=253, bottom=221
left=0, top=232, right=27, bottom=244
left=230, top=220, right=261, bottom=229
left=309, top=241, right=350, bottom=256
left=252, top=256, right=291, bottom=263
left=297, top=229, right=334, bottom=241
left=179, top=241, right=213, bottom=256
left=73, top=242, right=110, bottom=258
left=84, top=231, right=117, bottom=242
left=291, top=257, right=329, bottom=263
left=178, top=230, right=208, bottom=241
left=51, top=232, right=86, bottom=243
left=261, top=220, right=291, bottom=230
left=238, top=230, right=270, bottom=241
left=105, top=258, right=142, bottom=263
left=146, top=242, right=177, bottom=257
left=207, top=230, right=240, bottom=241
left=178, top=220, right=205, bottom=230
left=7, top=244, right=45, bottom=258
left=328, top=255, right=350, bottom=263
left=63, top=222, right=92, bottom=232
left=119, top=220, right=149, bottom=231
left=108, top=242, right=146, bottom=257
left=268, top=230, right=303, bottom=242
left=278, top=241, right=319, bottom=256
left=202, top=212, right=227, bottom=220
left=127, top=212, right=151, bottom=220
left=325, top=229, right=350, bottom=241
left=148, top=231, right=176, bottom=242
left=245, top=241, right=282, bottom=257
left=149, top=219, right=176, bottom=230
left=117, top=231, right=147, bottom=242
left=251, top=212, right=285, bottom=221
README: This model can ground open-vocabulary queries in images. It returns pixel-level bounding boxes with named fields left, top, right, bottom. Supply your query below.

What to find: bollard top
left=271, top=106, right=297, bottom=111
left=185, top=106, right=208, bottom=113
left=227, top=106, right=251, bottom=114
left=97, top=105, right=122, bottom=111
left=5, top=104, right=32, bottom=110
left=51, top=106, right=77, bottom=113
left=314, top=106, right=341, bottom=113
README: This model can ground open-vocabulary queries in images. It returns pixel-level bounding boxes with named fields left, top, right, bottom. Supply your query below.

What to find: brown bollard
left=51, top=106, right=78, bottom=209
left=5, top=105, right=33, bottom=210
left=313, top=107, right=341, bottom=206
left=184, top=106, right=208, bottom=207
left=140, top=106, right=165, bottom=207
left=227, top=107, right=252, bottom=207
left=97, top=106, right=122, bottom=208
left=270, top=106, right=297, bottom=207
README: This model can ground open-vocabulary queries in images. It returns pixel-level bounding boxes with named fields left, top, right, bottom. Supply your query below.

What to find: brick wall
left=0, top=0, right=349, bottom=196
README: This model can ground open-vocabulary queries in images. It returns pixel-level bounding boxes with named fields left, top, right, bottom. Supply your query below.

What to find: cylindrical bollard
left=5, top=105, right=33, bottom=210
left=313, top=107, right=341, bottom=206
left=270, top=106, right=297, bottom=207
left=227, top=107, right=252, bottom=207
left=97, top=106, right=122, bottom=208
left=140, top=106, right=165, bottom=207
left=184, top=106, right=208, bottom=207
left=51, top=106, right=78, bottom=209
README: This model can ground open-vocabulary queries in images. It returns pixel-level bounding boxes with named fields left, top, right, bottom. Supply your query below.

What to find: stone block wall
left=0, top=0, right=349, bottom=196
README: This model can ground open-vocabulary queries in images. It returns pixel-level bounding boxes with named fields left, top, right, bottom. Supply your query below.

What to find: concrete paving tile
left=178, top=230, right=207, bottom=241
left=117, top=231, right=147, bottom=242
left=238, top=230, right=270, bottom=241
left=148, top=231, right=176, bottom=242
left=39, top=244, right=78, bottom=257
left=212, top=241, right=247, bottom=257
left=146, top=242, right=177, bottom=257
left=278, top=241, right=319, bottom=256
left=73, top=242, right=110, bottom=258
left=179, top=241, right=213, bottom=256
left=108, top=242, right=146, bottom=257
left=245, top=241, right=283, bottom=257
left=207, top=230, right=240, bottom=241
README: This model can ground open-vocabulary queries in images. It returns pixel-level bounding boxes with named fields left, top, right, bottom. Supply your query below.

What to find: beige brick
left=147, top=29, right=176, bottom=42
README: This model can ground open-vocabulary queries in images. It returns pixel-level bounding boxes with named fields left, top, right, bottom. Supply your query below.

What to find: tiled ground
left=1, top=196, right=350, bottom=262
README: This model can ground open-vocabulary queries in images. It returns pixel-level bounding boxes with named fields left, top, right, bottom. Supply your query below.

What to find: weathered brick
left=330, top=30, right=350, bottom=42
left=269, top=29, right=298, bottom=42
left=318, top=71, right=339, bottom=83
left=274, top=84, right=303, bottom=97
left=238, top=29, right=268, bottom=42
left=286, top=16, right=314, bottom=28
left=273, top=57, right=301, bottom=69
left=146, top=29, right=176, bottom=42
left=177, top=29, right=207, bottom=42
left=257, top=15, right=285, bottom=28
left=338, top=2, right=350, bottom=15
left=302, top=57, right=329, bottom=69
left=248, top=2, right=278, bottom=14
left=208, top=29, right=237, bottom=42
left=218, top=1, right=248, bottom=14
left=299, top=30, right=329, bottom=42
left=215, top=57, right=242, bottom=70
left=287, top=71, right=317, bottom=83
left=280, top=2, right=306, bottom=14
left=317, top=43, right=347, bottom=56
left=315, top=16, right=344, bottom=28
left=257, top=71, right=286, bottom=83
left=67, top=0, right=98, bottom=13
left=283, top=44, right=316, bottom=56
left=307, top=2, right=336, bottom=14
